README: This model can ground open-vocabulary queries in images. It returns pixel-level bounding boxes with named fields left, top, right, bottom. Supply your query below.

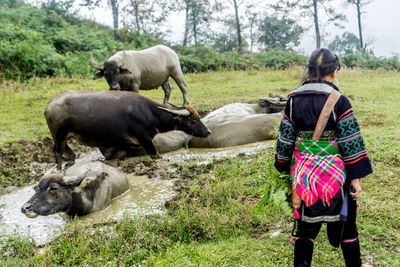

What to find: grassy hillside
left=1, top=68, right=399, bottom=266
left=0, top=0, right=159, bottom=80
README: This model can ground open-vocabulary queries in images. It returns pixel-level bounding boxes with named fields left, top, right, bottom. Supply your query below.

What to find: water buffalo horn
left=168, top=102, right=185, bottom=110
left=61, top=170, right=89, bottom=185
left=90, top=53, right=104, bottom=70
left=158, top=106, right=190, bottom=117
left=184, top=105, right=200, bottom=118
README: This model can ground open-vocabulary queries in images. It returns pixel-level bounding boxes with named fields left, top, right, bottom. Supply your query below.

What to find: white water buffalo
left=21, top=161, right=129, bottom=217
left=90, top=45, right=189, bottom=106
left=189, top=102, right=283, bottom=148
left=44, top=91, right=210, bottom=169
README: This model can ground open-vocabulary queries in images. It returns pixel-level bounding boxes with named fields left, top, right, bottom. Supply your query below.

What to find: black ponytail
left=304, top=48, right=341, bottom=82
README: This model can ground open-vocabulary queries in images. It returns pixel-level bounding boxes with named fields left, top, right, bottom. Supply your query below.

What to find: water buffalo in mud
left=189, top=100, right=285, bottom=148
left=21, top=161, right=129, bottom=217
left=44, top=90, right=210, bottom=169
left=90, top=45, right=189, bottom=106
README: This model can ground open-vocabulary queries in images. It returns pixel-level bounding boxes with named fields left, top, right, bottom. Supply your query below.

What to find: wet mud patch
left=0, top=138, right=54, bottom=190
left=106, top=157, right=181, bottom=180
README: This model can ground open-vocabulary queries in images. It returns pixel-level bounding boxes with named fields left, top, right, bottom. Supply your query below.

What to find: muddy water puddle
left=163, top=140, right=275, bottom=164
left=0, top=139, right=274, bottom=246
left=79, top=174, right=177, bottom=224
left=0, top=174, right=177, bottom=246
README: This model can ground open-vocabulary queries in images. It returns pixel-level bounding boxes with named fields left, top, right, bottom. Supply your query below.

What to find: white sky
left=65, top=0, right=400, bottom=57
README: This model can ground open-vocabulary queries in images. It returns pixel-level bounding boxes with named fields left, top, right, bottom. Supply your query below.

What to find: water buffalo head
left=21, top=172, right=88, bottom=218
left=159, top=105, right=211, bottom=137
left=90, top=53, right=128, bottom=90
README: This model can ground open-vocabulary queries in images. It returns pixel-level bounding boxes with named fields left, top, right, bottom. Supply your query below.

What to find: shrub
left=0, top=1, right=156, bottom=80
left=254, top=48, right=307, bottom=70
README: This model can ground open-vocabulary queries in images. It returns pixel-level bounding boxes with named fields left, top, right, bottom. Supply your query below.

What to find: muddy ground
left=0, top=138, right=213, bottom=199
left=0, top=138, right=55, bottom=191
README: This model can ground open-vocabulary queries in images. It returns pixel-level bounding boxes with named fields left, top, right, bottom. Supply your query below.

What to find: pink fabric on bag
left=291, top=142, right=346, bottom=207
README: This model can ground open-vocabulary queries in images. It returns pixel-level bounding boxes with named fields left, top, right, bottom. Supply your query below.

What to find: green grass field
left=1, top=68, right=399, bottom=266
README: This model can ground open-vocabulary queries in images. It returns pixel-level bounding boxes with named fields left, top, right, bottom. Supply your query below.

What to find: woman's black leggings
left=294, top=197, right=361, bottom=267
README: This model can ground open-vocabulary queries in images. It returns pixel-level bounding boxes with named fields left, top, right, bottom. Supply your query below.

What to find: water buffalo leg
left=137, top=137, right=160, bottom=159
left=131, top=79, right=140, bottom=92
left=170, top=71, right=189, bottom=106
left=99, top=147, right=118, bottom=160
left=54, top=140, right=67, bottom=169
left=64, top=143, right=76, bottom=165
left=53, top=128, right=72, bottom=169
left=161, top=79, right=172, bottom=106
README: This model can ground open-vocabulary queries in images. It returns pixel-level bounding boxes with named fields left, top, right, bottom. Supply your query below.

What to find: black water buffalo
left=90, top=45, right=189, bottom=106
left=44, top=90, right=210, bottom=169
left=21, top=161, right=129, bottom=217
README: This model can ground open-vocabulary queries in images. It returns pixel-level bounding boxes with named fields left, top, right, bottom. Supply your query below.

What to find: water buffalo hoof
left=150, top=154, right=161, bottom=159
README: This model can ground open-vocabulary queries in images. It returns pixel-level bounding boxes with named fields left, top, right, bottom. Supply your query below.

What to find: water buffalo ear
left=119, top=68, right=131, bottom=75
left=79, top=176, right=95, bottom=189
left=158, top=106, right=190, bottom=117
left=93, top=71, right=104, bottom=79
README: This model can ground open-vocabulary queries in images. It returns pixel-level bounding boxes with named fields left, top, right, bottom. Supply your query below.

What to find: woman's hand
left=350, top=178, right=363, bottom=200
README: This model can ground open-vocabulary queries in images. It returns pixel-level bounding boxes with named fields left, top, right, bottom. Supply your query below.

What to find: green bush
left=253, top=48, right=307, bottom=70
left=0, top=1, right=155, bottom=80
left=341, top=52, right=400, bottom=71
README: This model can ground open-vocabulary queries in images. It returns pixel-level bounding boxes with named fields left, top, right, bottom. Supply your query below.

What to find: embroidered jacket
left=275, top=80, right=373, bottom=180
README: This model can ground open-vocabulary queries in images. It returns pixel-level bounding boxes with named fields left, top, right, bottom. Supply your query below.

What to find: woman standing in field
left=275, top=48, right=373, bottom=267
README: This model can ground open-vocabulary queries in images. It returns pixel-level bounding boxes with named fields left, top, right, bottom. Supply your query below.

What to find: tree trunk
left=110, top=0, right=119, bottom=38
left=312, top=0, right=321, bottom=49
left=233, top=0, right=242, bottom=53
left=356, top=0, right=364, bottom=52
left=193, top=20, right=197, bottom=45
left=249, top=15, right=255, bottom=52
left=249, top=24, right=253, bottom=52
left=183, top=1, right=190, bottom=46
left=130, top=0, right=141, bottom=31
left=190, top=1, right=199, bottom=45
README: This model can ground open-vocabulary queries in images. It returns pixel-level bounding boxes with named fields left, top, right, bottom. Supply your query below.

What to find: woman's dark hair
left=304, top=48, right=341, bottom=81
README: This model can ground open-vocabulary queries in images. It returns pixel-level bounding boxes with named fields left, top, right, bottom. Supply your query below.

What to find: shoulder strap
left=312, top=90, right=341, bottom=140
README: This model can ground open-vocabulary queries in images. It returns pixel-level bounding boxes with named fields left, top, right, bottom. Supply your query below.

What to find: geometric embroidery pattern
left=276, top=115, right=296, bottom=162
left=337, top=111, right=367, bottom=164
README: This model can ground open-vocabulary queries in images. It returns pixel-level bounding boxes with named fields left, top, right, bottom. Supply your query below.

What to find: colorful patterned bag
left=292, top=139, right=346, bottom=207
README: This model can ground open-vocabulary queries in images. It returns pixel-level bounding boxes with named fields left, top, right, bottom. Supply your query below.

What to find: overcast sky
left=307, top=0, right=400, bottom=57
left=72, top=0, right=399, bottom=57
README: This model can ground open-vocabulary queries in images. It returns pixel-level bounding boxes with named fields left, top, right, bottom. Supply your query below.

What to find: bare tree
left=182, top=0, right=191, bottom=46
left=347, top=0, right=372, bottom=52
left=176, top=0, right=214, bottom=46
left=232, top=0, right=243, bottom=52
left=246, top=10, right=258, bottom=52
left=274, top=0, right=346, bottom=49
left=122, top=0, right=169, bottom=36
left=110, top=0, right=119, bottom=37
left=82, top=0, right=121, bottom=38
